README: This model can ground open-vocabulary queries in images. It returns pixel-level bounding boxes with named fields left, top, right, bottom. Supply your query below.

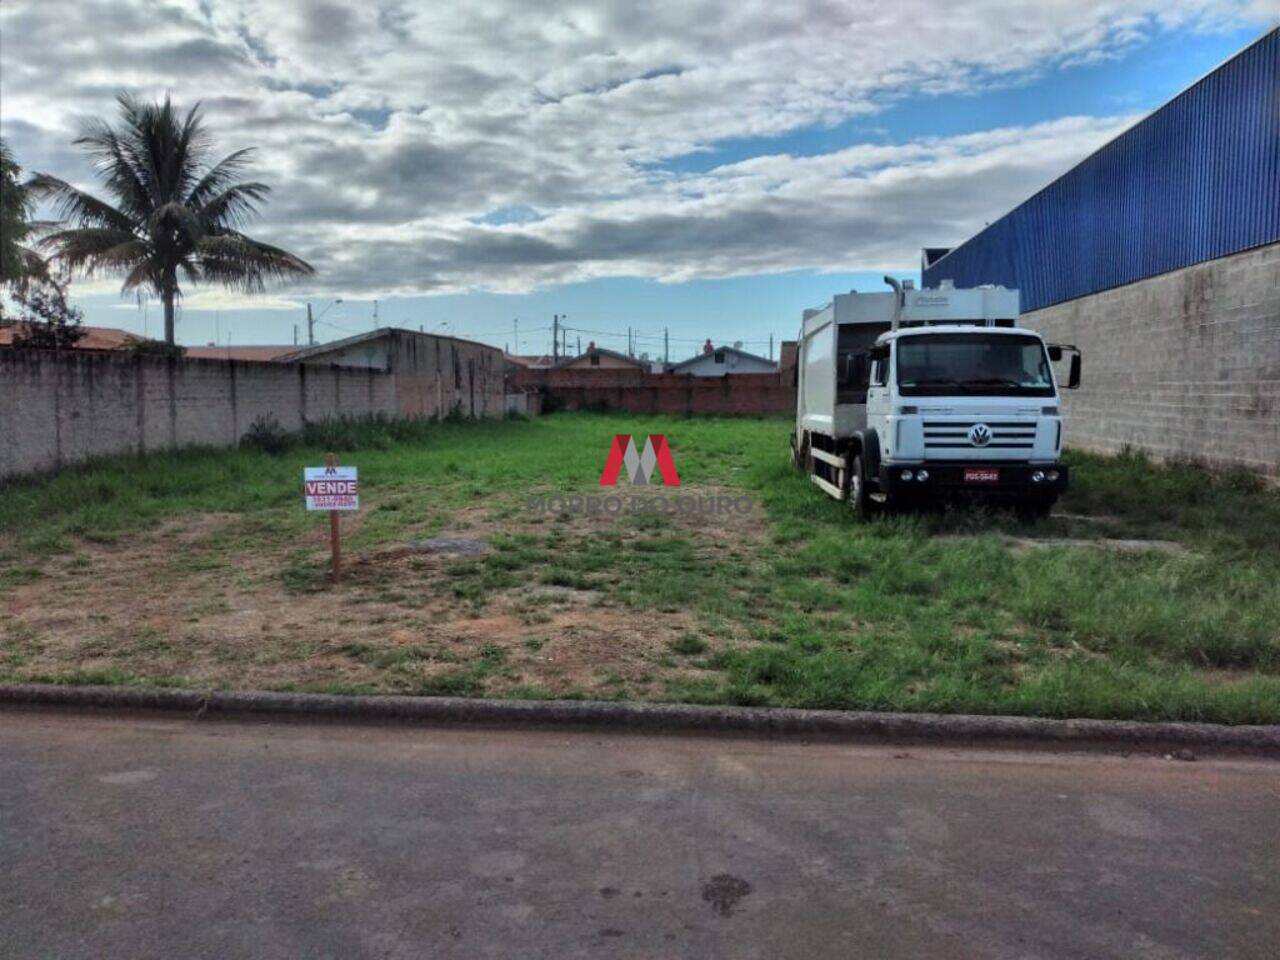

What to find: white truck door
left=866, top=345, right=892, bottom=457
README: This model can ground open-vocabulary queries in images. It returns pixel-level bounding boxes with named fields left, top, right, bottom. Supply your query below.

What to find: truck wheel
left=848, top=454, right=878, bottom=520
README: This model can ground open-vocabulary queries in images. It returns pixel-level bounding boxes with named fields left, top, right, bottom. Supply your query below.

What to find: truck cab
left=793, top=279, right=1081, bottom=519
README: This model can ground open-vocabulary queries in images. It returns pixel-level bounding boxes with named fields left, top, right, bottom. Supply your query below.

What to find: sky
left=1, top=1, right=1277, bottom=360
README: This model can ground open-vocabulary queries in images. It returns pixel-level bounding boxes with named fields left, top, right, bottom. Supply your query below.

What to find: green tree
left=31, top=94, right=313, bottom=345
left=9, top=273, right=86, bottom=350
left=0, top=139, right=47, bottom=301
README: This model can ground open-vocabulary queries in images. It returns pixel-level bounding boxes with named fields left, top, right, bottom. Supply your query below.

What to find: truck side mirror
left=1048, top=345, right=1063, bottom=362
left=1067, top=353, right=1082, bottom=389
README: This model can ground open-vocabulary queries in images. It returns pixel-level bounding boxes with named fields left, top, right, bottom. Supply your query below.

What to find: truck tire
left=848, top=454, right=878, bottom=521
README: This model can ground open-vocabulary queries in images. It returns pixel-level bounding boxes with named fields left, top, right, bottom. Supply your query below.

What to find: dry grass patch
left=0, top=485, right=763, bottom=700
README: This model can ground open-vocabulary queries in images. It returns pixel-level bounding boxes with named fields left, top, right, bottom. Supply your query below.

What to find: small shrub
left=241, top=414, right=294, bottom=454
left=670, top=633, right=707, bottom=655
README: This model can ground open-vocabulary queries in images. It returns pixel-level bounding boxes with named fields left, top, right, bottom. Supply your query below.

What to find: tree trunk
left=162, top=288, right=175, bottom=345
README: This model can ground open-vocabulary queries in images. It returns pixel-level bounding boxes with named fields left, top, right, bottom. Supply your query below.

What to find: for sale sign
left=304, top=465, right=360, bottom=511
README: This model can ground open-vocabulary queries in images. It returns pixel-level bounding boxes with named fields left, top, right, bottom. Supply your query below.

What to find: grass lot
left=2, top=412, right=1279, bottom=723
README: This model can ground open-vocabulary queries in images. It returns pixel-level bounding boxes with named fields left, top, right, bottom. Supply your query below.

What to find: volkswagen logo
left=968, top=423, right=992, bottom=447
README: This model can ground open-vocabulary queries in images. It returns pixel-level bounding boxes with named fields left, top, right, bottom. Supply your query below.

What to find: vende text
left=305, top=480, right=358, bottom=495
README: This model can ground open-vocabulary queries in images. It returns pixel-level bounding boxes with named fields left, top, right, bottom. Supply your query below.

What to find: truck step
left=810, top=473, right=846, bottom=501
left=809, top=448, right=847, bottom=469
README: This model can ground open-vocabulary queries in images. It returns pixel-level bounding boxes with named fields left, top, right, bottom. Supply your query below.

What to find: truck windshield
left=896, top=333, right=1054, bottom=397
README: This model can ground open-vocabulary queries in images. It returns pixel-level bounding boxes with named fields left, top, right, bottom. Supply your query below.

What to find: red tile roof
left=184, top=345, right=297, bottom=362
left=0, top=324, right=146, bottom=351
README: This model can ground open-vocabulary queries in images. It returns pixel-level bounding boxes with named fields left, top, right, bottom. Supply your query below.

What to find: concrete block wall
left=1021, top=242, right=1280, bottom=477
left=509, top=366, right=794, bottom=416
left=0, top=350, right=396, bottom=480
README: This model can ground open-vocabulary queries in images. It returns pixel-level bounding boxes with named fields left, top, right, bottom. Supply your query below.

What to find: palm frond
left=122, top=258, right=164, bottom=293
left=26, top=174, right=136, bottom=233
left=74, top=121, right=155, bottom=217
left=40, top=228, right=146, bottom=276
left=174, top=101, right=213, bottom=198
left=196, top=182, right=270, bottom=230
left=195, top=233, right=314, bottom=291
left=186, top=148, right=256, bottom=208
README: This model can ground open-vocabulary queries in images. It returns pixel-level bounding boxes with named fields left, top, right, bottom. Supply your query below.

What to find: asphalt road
left=1, top=711, right=1277, bottom=960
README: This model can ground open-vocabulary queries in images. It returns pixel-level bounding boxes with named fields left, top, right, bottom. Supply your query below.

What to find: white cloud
left=1, top=0, right=1274, bottom=302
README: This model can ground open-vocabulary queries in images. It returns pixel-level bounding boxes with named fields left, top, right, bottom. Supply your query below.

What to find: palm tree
left=0, top=139, right=48, bottom=300
left=32, top=94, right=313, bottom=345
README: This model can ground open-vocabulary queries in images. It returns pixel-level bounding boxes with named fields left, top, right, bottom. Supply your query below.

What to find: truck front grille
left=923, top=421, right=1037, bottom=450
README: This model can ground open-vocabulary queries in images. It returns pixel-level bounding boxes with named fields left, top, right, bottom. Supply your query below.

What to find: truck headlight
left=916, top=470, right=929, bottom=482
left=1047, top=470, right=1059, bottom=482
left=1031, top=470, right=1045, bottom=483
left=900, top=469, right=914, bottom=482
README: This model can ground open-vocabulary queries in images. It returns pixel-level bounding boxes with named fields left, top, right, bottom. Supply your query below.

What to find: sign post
left=304, top=452, right=359, bottom=583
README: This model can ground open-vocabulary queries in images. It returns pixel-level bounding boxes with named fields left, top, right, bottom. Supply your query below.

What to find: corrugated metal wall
left=924, top=28, right=1280, bottom=313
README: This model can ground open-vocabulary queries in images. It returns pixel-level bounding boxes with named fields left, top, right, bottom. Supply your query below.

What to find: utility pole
left=307, top=304, right=315, bottom=345
left=576, top=336, right=581, bottom=355
left=552, top=314, right=560, bottom=362
left=664, top=328, right=669, bottom=365
left=373, top=299, right=379, bottom=331
left=513, top=318, right=518, bottom=354
left=769, top=333, right=774, bottom=361
left=293, top=324, right=298, bottom=346
left=627, top=327, right=632, bottom=356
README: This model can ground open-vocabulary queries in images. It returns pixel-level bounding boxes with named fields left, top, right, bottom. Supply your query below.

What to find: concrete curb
left=3, top=684, right=1279, bottom=755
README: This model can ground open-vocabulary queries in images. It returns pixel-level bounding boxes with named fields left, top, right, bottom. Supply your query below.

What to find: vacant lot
left=2, top=413, right=1278, bottom=722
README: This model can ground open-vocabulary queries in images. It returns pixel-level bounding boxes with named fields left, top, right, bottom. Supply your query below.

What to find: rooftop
left=0, top=324, right=148, bottom=351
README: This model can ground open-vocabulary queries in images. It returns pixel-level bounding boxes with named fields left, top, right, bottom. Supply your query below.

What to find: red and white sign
left=304, top=465, right=360, bottom=511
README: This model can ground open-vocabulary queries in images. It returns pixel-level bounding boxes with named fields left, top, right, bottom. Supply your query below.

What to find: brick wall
left=0, top=350, right=398, bottom=479
left=1021, top=242, right=1280, bottom=477
left=510, top=365, right=794, bottom=416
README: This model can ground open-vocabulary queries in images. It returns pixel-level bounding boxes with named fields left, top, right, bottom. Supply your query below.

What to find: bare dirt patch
left=1001, top=535, right=1190, bottom=557
left=0, top=486, right=765, bottom=700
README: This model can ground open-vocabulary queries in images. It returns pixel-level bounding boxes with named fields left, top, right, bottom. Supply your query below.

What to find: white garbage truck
left=792, top=278, right=1081, bottom=519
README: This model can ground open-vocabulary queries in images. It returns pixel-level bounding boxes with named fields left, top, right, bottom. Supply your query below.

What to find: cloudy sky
left=2, top=1, right=1276, bottom=356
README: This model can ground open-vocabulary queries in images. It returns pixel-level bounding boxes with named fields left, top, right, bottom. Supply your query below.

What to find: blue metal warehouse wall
left=924, top=28, right=1280, bottom=313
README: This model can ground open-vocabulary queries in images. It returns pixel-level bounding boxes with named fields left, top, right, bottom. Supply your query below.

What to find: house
left=669, top=344, right=779, bottom=377
left=505, top=353, right=556, bottom=376
left=0, top=323, right=148, bottom=351
left=555, top=342, right=648, bottom=370
left=278, top=326, right=506, bottom=420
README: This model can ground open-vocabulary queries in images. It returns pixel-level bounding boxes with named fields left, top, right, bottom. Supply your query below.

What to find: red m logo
left=599, top=434, right=681, bottom=486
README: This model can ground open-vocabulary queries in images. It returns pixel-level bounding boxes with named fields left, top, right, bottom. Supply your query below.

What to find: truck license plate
left=964, top=468, right=1000, bottom=483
